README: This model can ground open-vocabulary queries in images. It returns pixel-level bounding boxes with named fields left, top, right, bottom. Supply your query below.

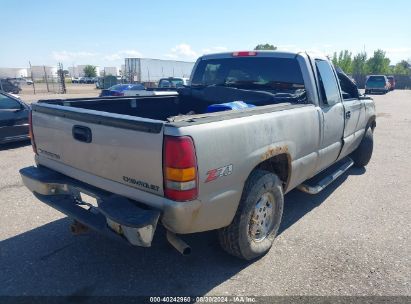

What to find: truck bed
left=38, top=86, right=307, bottom=122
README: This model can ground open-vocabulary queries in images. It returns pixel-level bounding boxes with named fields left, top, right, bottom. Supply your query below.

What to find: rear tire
left=351, top=128, right=374, bottom=167
left=218, top=170, right=284, bottom=260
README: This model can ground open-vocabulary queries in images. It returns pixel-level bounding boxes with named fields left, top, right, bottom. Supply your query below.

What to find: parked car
left=71, top=77, right=80, bottom=83
left=158, top=77, right=189, bottom=88
left=387, top=76, right=396, bottom=90
left=79, top=77, right=88, bottom=84
left=0, top=91, right=30, bottom=144
left=99, top=83, right=146, bottom=96
left=95, top=76, right=118, bottom=89
left=6, top=78, right=22, bottom=86
left=365, top=75, right=390, bottom=94
left=82, top=77, right=95, bottom=84
left=21, top=51, right=376, bottom=260
left=8, top=77, right=32, bottom=86
left=0, top=79, right=21, bottom=94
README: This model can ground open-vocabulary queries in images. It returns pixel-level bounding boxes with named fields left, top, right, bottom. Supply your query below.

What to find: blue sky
left=2, top=0, right=410, bottom=68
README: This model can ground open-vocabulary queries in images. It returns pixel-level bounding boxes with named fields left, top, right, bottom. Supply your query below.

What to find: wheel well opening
left=256, top=153, right=290, bottom=189
left=370, top=120, right=376, bottom=130
left=367, top=116, right=376, bottom=131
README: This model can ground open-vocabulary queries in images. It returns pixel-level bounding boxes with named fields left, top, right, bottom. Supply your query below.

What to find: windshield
left=160, top=78, right=184, bottom=88
left=191, top=57, right=305, bottom=91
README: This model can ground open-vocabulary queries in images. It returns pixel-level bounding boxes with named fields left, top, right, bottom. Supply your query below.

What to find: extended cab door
left=313, top=59, right=345, bottom=174
left=336, top=73, right=366, bottom=159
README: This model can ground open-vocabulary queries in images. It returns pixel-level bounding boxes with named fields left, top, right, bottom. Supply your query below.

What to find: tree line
left=331, top=49, right=410, bottom=76
left=254, top=44, right=410, bottom=77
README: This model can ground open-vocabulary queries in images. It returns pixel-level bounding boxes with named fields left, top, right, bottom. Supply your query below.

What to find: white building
left=27, top=66, right=58, bottom=80
left=0, top=68, right=28, bottom=78
left=102, top=67, right=119, bottom=76
left=68, top=66, right=79, bottom=77
left=124, top=58, right=194, bottom=82
left=68, top=65, right=101, bottom=77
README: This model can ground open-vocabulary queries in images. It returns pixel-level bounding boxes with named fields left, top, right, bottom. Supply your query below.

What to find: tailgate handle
left=72, top=125, right=92, bottom=143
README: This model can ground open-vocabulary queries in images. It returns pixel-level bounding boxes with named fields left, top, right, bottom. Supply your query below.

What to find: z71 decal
left=205, top=164, right=233, bottom=183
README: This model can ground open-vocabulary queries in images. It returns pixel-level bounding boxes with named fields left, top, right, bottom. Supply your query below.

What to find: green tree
left=352, top=52, right=368, bottom=76
left=83, top=65, right=97, bottom=77
left=339, top=50, right=353, bottom=74
left=392, top=60, right=410, bottom=75
left=254, top=44, right=277, bottom=50
left=367, top=50, right=390, bottom=74
left=331, top=52, right=338, bottom=66
left=332, top=50, right=352, bottom=74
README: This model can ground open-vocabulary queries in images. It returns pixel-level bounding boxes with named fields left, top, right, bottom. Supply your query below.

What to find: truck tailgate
left=31, top=104, right=165, bottom=196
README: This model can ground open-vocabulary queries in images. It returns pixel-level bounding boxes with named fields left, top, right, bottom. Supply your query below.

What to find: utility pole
left=58, top=62, right=66, bottom=94
left=29, top=61, right=36, bottom=95
left=43, top=66, right=50, bottom=92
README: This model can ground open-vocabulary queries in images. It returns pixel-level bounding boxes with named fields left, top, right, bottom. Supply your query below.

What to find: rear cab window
left=367, top=76, right=385, bottom=83
left=192, top=57, right=304, bottom=89
left=191, top=56, right=307, bottom=103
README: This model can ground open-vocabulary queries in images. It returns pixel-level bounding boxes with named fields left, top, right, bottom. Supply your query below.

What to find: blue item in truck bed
left=207, top=101, right=255, bottom=113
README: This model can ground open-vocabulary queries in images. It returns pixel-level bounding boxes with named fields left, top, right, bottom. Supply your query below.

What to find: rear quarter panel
left=165, top=105, right=321, bottom=230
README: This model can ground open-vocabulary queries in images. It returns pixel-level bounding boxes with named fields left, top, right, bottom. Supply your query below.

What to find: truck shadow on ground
left=0, top=167, right=365, bottom=296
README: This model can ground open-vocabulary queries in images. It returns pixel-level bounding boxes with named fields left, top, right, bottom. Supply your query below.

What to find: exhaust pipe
left=166, top=231, right=191, bottom=256
left=70, top=220, right=89, bottom=235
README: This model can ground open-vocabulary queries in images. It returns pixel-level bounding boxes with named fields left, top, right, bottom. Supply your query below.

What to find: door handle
left=72, top=125, right=92, bottom=143
left=345, top=111, right=351, bottom=119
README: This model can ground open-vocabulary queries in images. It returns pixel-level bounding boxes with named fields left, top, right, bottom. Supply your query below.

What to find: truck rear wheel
left=218, top=170, right=284, bottom=260
left=351, top=128, right=374, bottom=167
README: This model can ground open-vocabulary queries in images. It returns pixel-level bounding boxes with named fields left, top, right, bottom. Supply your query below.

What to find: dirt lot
left=19, top=83, right=99, bottom=103
left=0, top=90, right=410, bottom=297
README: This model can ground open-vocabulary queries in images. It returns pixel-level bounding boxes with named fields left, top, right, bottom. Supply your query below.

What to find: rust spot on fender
left=261, top=145, right=289, bottom=161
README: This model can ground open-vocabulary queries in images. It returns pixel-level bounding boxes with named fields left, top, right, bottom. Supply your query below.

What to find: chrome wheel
left=249, top=192, right=276, bottom=242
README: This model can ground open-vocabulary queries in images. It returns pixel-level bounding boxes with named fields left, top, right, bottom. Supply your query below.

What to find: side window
left=0, top=94, right=22, bottom=110
left=202, top=63, right=221, bottom=85
left=337, top=73, right=359, bottom=100
left=315, top=60, right=341, bottom=106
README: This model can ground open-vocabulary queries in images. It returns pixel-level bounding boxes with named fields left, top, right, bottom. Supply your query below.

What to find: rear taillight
left=163, top=136, right=198, bottom=201
left=232, top=51, right=257, bottom=57
left=28, top=110, right=37, bottom=154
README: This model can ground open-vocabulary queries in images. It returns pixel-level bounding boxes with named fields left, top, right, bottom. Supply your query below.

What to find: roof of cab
left=200, top=50, right=329, bottom=61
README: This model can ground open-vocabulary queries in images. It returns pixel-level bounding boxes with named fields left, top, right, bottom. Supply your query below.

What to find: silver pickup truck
left=20, top=51, right=376, bottom=260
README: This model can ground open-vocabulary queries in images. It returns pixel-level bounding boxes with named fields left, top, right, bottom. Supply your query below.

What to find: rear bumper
left=365, top=88, right=387, bottom=93
left=20, top=166, right=161, bottom=247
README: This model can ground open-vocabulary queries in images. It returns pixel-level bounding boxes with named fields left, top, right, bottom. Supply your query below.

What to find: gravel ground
left=19, top=83, right=99, bottom=103
left=0, top=90, right=410, bottom=297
